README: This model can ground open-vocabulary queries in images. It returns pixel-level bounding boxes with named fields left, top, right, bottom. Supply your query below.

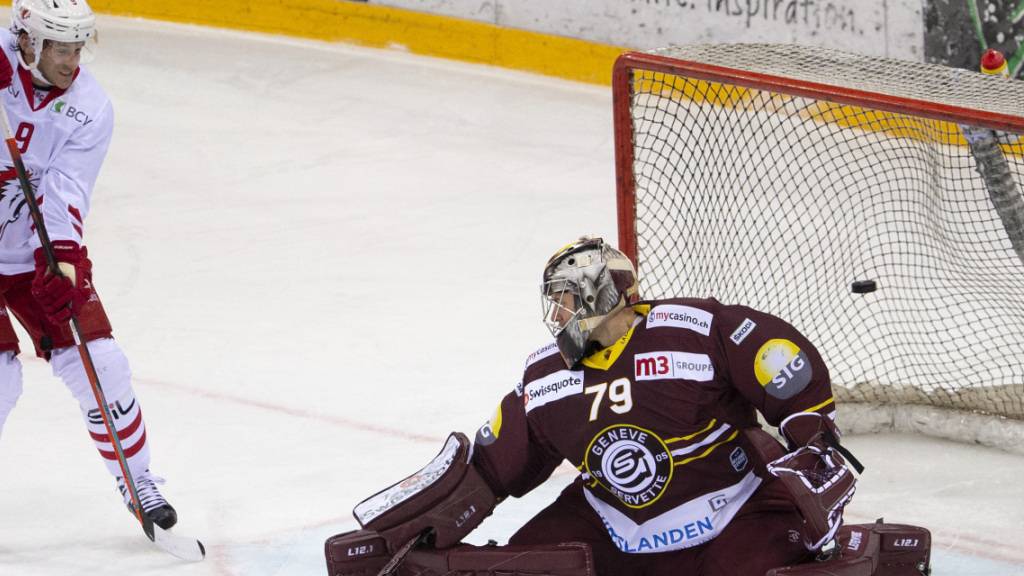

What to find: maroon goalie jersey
left=472, top=298, right=837, bottom=555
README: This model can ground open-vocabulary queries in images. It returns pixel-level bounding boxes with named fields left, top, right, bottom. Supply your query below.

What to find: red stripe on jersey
left=89, top=410, right=143, bottom=442
left=97, top=430, right=148, bottom=461
left=72, top=224, right=82, bottom=237
left=68, top=205, right=83, bottom=224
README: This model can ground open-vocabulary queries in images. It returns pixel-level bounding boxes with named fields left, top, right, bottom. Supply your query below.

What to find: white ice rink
left=0, top=12, right=1021, bottom=576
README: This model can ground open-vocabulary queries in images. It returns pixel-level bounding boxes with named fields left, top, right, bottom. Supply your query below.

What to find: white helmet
left=11, top=0, right=97, bottom=83
left=541, top=236, right=639, bottom=367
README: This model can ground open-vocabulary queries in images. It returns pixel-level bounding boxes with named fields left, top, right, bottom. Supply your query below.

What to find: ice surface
left=0, top=11, right=1020, bottom=576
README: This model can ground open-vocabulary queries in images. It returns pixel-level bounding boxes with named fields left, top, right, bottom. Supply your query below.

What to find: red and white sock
left=85, top=390, right=151, bottom=476
left=50, top=338, right=151, bottom=477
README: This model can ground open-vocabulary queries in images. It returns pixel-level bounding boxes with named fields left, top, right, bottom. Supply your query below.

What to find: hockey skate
left=116, top=470, right=178, bottom=530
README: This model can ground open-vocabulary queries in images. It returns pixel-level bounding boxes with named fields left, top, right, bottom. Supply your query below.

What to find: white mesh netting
left=619, top=45, right=1024, bottom=451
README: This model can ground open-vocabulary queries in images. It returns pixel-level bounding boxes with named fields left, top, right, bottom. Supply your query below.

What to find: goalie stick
left=376, top=529, right=433, bottom=576
left=0, top=101, right=205, bottom=563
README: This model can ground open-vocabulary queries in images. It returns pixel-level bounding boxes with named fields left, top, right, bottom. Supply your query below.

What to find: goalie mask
left=11, top=0, right=97, bottom=86
left=541, top=236, right=639, bottom=367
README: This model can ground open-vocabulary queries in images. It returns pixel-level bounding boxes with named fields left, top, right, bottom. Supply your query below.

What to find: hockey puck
left=851, top=280, right=877, bottom=294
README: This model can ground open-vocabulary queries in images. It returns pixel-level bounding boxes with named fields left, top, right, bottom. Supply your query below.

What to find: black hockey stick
left=0, top=101, right=204, bottom=562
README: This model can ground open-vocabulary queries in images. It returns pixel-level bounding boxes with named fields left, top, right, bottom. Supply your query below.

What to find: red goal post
left=613, top=45, right=1024, bottom=453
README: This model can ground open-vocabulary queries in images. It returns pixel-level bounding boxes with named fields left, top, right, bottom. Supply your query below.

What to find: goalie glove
left=767, top=412, right=861, bottom=551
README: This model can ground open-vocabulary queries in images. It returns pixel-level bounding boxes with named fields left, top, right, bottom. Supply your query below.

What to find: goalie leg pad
left=352, top=432, right=498, bottom=550
left=765, top=521, right=931, bottom=576
left=404, top=542, right=596, bottom=576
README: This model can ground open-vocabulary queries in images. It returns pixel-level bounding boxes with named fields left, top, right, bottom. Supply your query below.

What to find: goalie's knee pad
left=766, top=521, right=931, bottom=576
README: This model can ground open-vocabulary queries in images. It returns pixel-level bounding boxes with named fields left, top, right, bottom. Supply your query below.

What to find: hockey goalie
left=325, top=237, right=931, bottom=576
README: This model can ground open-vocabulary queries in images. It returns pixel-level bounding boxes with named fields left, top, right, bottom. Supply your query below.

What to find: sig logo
left=753, top=339, right=812, bottom=400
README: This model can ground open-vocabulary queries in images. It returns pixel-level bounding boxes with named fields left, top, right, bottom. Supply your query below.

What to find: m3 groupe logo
left=634, top=351, right=714, bottom=382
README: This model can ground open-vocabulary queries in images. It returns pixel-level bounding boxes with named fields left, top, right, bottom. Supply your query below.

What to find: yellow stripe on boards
left=0, top=0, right=624, bottom=85
left=632, top=69, right=1024, bottom=154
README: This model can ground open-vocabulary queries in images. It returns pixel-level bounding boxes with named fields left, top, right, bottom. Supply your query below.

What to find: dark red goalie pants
left=509, top=477, right=811, bottom=576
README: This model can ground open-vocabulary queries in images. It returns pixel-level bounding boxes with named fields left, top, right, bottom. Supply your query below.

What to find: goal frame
left=612, top=48, right=1024, bottom=454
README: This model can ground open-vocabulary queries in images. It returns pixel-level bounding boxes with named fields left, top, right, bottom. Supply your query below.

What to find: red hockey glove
left=31, top=241, right=94, bottom=325
left=0, top=52, right=12, bottom=90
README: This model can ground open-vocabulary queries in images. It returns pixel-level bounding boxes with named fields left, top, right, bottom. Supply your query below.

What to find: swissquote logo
left=634, top=351, right=714, bottom=382
left=523, top=370, right=583, bottom=413
left=646, top=305, right=713, bottom=336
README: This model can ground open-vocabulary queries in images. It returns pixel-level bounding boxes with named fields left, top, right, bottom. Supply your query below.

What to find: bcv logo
left=51, top=100, right=93, bottom=127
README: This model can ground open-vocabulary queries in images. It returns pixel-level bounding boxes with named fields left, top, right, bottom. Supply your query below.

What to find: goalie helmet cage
left=613, top=44, right=1024, bottom=454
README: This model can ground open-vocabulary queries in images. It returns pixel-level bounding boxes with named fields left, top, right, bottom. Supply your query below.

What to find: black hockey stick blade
left=152, top=525, right=206, bottom=562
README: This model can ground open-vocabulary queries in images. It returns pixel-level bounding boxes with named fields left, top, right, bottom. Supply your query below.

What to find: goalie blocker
left=325, top=432, right=930, bottom=576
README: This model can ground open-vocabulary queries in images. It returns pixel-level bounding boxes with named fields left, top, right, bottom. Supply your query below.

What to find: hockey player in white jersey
left=0, top=0, right=177, bottom=530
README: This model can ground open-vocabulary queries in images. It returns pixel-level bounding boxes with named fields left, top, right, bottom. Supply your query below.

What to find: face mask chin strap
left=16, top=36, right=54, bottom=88
left=576, top=296, right=625, bottom=332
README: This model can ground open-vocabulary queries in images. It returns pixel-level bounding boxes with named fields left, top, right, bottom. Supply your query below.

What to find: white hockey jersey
left=0, top=28, right=113, bottom=275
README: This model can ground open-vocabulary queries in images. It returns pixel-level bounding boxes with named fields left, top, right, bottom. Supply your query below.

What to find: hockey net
left=613, top=44, right=1024, bottom=453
